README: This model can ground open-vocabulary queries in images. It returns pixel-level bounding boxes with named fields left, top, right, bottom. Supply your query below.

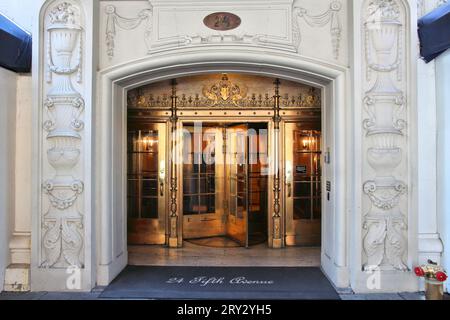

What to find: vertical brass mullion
left=308, top=131, right=316, bottom=220
left=272, top=79, right=282, bottom=248
left=245, top=126, right=250, bottom=248
left=222, top=127, right=228, bottom=212
left=168, top=79, right=179, bottom=247
left=197, top=133, right=200, bottom=216
left=137, top=130, right=142, bottom=219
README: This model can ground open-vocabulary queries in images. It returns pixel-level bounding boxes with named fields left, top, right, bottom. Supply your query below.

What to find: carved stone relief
left=103, top=1, right=342, bottom=60
left=41, top=1, right=85, bottom=268
left=362, top=0, right=408, bottom=271
left=436, top=0, right=449, bottom=7
left=418, top=0, right=448, bottom=17
left=105, top=4, right=153, bottom=59
left=292, top=0, right=342, bottom=59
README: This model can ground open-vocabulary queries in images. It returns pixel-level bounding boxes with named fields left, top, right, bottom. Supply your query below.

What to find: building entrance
left=126, top=73, right=322, bottom=250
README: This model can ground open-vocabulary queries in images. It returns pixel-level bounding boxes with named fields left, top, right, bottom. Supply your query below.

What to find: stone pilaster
left=32, top=0, right=93, bottom=291
left=361, top=0, right=409, bottom=272
left=41, top=1, right=85, bottom=269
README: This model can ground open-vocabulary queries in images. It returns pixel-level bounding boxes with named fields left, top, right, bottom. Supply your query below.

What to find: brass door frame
left=176, top=116, right=274, bottom=247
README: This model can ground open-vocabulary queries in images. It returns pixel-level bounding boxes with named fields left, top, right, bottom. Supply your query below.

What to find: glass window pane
left=199, top=177, right=208, bottom=193
left=183, top=196, right=199, bottom=215
left=141, top=197, right=158, bottom=219
left=141, top=131, right=158, bottom=153
left=127, top=128, right=159, bottom=220
left=142, top=179, right=158, bottom=196
left=237, top=196, right=245, bottom=219
left=208, top=176, right=216, bottom=193
left=127, top=197, right=138, bottom=219
left=294, top=153, right=312, bottom=175
left=230, top=177, right=237, bottom=196
left=313, top=197, right=321, bottom=220
left=127, top=180, right=139, bottom=197
left=294, top=181, right=311, bottom=197
left=182, top=126, right=216, bottom=216
left=292, top=128, right=321, bottom=221
left=294, top=199, right=311, bottom=220
left=127, top=154, right=140, bottom=176
left=142, top=153, right=158, bottom=174
left=199, top=195, right=215, bottom=214
left=183, top=175, right=198, bottom=195
left=230, top=195, right=237, bottom=217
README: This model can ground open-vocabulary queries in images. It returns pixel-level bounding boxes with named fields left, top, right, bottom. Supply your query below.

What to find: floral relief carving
left=362, top=0, right=408, bottom=271
left=367, top=0, right=400, bottom=20
left=41, top=1, right=85, bottom=269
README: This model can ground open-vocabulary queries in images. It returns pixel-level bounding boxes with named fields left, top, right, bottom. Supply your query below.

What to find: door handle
left=285, top=161, right=292, bottom=198
left=159, top=180, right=164, bottom=196
left=159, top=161, right=165, bottom=197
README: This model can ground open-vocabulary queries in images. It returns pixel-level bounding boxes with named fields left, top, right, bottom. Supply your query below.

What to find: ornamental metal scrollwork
left=202, top=74, right=248, bottom=107
left=127, top=76, right=321, bottom=110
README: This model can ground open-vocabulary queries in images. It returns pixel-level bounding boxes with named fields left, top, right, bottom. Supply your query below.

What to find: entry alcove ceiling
left=127, top=73, right=322, bottom=110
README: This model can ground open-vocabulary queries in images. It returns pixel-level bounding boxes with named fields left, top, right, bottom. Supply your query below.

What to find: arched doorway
left=95, top=49, right=349, bottom=289
left=124, top=73, right=323, bottom=266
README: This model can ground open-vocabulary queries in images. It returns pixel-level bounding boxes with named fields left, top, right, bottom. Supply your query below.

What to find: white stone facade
left=0, top=0, right=449, bottom=293
left=0, top=67, right=16, bottom=292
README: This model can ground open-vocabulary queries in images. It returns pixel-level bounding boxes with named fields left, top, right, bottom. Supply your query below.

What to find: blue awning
left=418, top=3, right=450, bottom=63
left=0, top=13, right=31, bottom=73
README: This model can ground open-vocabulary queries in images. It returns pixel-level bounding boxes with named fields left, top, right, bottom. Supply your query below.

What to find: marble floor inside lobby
left=127, top=241, right=321, bottom=267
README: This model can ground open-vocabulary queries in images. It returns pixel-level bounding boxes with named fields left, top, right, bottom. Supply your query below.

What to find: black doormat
left=100, top=266, right=340, bottom=300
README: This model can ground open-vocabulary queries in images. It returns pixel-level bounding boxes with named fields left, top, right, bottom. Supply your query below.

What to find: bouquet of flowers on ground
left=414, top=260, right=448, bottom=282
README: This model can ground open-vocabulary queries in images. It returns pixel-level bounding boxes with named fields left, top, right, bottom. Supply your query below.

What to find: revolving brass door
left=182, top=123, right=268, bottom=247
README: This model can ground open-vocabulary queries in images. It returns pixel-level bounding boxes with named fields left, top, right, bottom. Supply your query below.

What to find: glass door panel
left=247, top=127, right=268, bottom=246
left=182, top=126, right=225, bottom=239
left=226, top=124, right=249, bottom=247
left=127, top=123, right=167, bottom=245
left=285, top=122, right=322, bottom=246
